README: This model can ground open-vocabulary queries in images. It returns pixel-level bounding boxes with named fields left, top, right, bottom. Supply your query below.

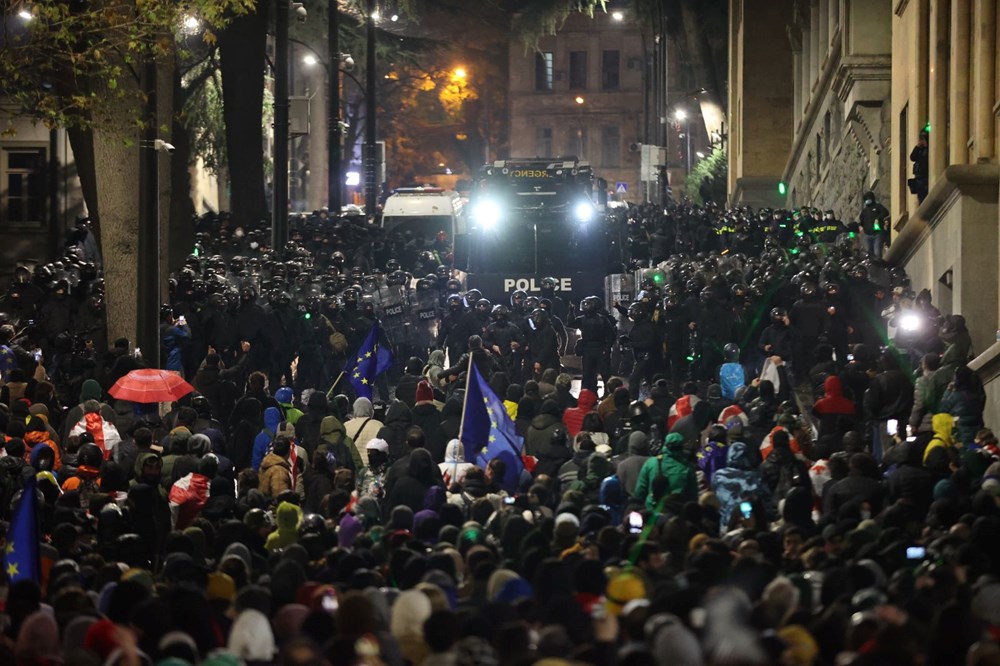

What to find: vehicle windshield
left=382, top=215, right=454, bottom=241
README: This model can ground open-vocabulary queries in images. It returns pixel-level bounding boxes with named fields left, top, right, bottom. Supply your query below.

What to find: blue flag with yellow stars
left=5, top=476, right=39, bottom=584
left=346, top=321, right=393, bottom=400
left=460, top=361, right=524, bottom=491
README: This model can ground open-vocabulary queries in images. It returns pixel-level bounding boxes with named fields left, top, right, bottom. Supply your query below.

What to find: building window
left=601, top=50, right=620, bottom=90
left=601, top=126, right=620, bottom=167
left=565, top=127, right=587, bottom=159
left=535, top=52, right=553, bottom=91
left=536, top=127, right=553, bottom=156
left=569, top=51, right=587, bottom=90
left=1, top=146, right=47, bottom=228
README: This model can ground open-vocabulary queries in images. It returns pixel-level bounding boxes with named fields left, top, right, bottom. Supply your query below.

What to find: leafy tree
left=685, top=145, right=727, bottom=204
left=0, top=0, right=253, bottom=345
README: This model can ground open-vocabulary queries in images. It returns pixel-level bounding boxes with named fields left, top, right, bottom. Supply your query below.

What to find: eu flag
left=460, top=361, right=524, bottom=491
left=5, top=476, right=39, bottom=584
left=345, top=321, right=393, bottom=400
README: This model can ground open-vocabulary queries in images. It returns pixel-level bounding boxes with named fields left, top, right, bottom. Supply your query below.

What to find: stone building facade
left=507, top=12, right=647, bottom=202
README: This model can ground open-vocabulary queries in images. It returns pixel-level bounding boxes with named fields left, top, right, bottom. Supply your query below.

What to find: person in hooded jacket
left=886, top=439, right=935, bottom=519
left=387, top=448, right=441, bottom=516
left=294, top=391, right=331, bottom=457
left=712, top=440, right=769, bottom=531
left=22, top=415, right=62, bottom=472
left=61, top=378, right=118, bottom=442
left=923, top=413, right=957, bottom=476
left=634, top=433, right=697, bottom=510
left=252, top=407, right=282, bottom=471
left=533, top=428, right=573, bottom=482
left=524, top=399, right=563, bottom=459
left=303, top=449, right=336, bottom=514
left=759, top=430, right=811, bottom=516
left=822, top=452, right=883, bottom=520
left=669, top=400, right=713, bottom=446
left=343, top=397, right=383, bottom=464
left=939, top=365, right=985, bottom=447
left=317, top=415, right=361, bottom=472
left=377, top=401, right=414, bottom=462
left=438, top=396, right=463, bottom=444
left=559, top=435, right=595, bottom=488
left=274, top=387, right=304, bottom=426
left=423, top=349, right=447, bottom=388
left=552, top=373, right=578, bottom=412
left=563, top=389, right=598, bottom=438
left=226, top=397, right=261, bottom=471
left=438, top=438, right=476, bottom=488
left=863, top=351, right=914, bottom=461
left=812, top=375, right=857, bottom=441
left=615, top=431, right=652, bottom=498
left=395, top=357, right=425, bottom=408
left=411, top=381, right=444, bottom=461
left=265, top=501, right=302, bottom=552
left=259, top=437, right=294, bottom=499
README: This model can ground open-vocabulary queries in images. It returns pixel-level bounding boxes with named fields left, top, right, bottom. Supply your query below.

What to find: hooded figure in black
left=693, top=287, right=732, bottom=381
left=790, top=282, right=827, bottom=380
left=294, top=391, right=332, bottom=455
left=377, top=401, right=414, bottom=461
left=759, top=307, right=794, bottom=362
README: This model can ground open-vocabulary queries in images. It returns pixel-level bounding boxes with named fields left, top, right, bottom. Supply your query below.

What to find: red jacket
left=813, top=376, right=856, bottom=416
left=563, top=389, right=599, bottom=437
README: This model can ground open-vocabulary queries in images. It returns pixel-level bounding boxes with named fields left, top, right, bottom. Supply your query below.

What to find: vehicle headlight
left=474, top=200, right=502, bottom=229
left=574, top=201, right=594, bottom=223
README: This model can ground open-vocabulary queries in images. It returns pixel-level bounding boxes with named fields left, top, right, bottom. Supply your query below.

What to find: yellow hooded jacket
left=923, top=413, right=955, bottom=465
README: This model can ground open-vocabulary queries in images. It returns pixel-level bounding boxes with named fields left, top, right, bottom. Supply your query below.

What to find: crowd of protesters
left=1, top=189, right=999, bottom=666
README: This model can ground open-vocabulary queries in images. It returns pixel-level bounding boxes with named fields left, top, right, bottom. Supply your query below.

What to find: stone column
left=819, top=0, right=829, bottom=61
left=973, top=0, right=996, bottom=161
left=810, top=0, right=821, bottom=84
left=949, top=0, right=971, bottom=165
left=928, top=0, right=949, bottom=187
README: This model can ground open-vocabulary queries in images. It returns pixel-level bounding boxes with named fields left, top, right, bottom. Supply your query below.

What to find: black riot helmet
left=475, top=298, right=492, bottom=315
left=445, top=278, right=462, bottom=293
left=435, top=264, right=450, bottom=280
left=627, top=301, right=648, bottom=322
left=416, top=278, right=434, bottom=292
left=524, top=295, right=540, bottom=311
left=580, top=295, right=603, bottom=314
left=464, top=289, right=483, bottom=308
left=540, top=276, right=558, bottom=295
left=342, top=287, right=360, bottom=308
left=491, top=304, right=510, bottom=322
left=510, top=289, right=527, bottom=310
left=446, top=294, right=464, bottom=312
left=699, top=287, right=716, bottom=305
left=387, top=270, right=407, bottom=286
left=529, top=308, right=549, bottom=327
left=770, top=307, right=788, bottom=324
left=800, top=282, right=818, bottom=300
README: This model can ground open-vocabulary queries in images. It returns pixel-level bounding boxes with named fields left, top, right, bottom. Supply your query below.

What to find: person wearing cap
left=357, top=437, right=390, bottom=506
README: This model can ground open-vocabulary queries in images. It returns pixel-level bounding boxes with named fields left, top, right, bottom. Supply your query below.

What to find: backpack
left=719, top=363, right=746, bottom=400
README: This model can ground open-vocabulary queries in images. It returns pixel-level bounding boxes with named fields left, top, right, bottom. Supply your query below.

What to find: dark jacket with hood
left=411, top=401, right=445, bottom=462
left=439, top=398, right=463, bottom=443
left=377, top=401, right=414, bottom=462
left=712, top=441, right=769, bottom=530
left=318, top=415, right=361, bottom=472
left=295, top=393, right=331, bottom=456
left=863, top=357, right=914, bottom=421
left=386, top=449, right=440, bottom=516
left=669, top=401, right=713, bottom=445
left=524, top=400, right=563, bottom=459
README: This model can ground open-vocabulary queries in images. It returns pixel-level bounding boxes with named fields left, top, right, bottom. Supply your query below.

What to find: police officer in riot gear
left=410, top=277, right=440, bottom=359
left=527, top=308, right=560, bottom=375
left=539, top=277, right=568, bottom=321
left=790, top=282, right=826, bottom=380
left=625, top=300, right=661, bottom=399
left=539, top=297, right=569, bottom=356
left=569, top=296, right=615, bottom=393
left=485, top=304, right=526, bottom=380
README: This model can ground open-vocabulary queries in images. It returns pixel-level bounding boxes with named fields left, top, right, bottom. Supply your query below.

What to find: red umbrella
left=109, top=369, right=195, bottom=403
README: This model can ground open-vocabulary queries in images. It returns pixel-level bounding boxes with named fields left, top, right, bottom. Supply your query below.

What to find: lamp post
left=364, top=0, right=379, bottom=219
left=328, top=0, right=341, bottom=213
left=273, top=0, right=290, bottom=253
left=675, top=108, right=691, bottom=175
left=137, top=56, right=160, bottom=366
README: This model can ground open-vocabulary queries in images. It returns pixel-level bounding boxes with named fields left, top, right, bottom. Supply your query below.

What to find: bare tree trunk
left=92, top=99, right=141, bottom=346
left=219, top=0, right=270, bottom=226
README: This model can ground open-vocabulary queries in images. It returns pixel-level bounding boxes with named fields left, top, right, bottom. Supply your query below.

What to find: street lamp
left=17, top=8, right=32, bottom=21
left=675, top=109, right=691, bottom=175
left=302, top=53, right=319, bottom=67
left=575, top=96, right=585, bottom=105
left=453, top=67, right=467, bottom=80
left=611, top=10, right=624, bottom=21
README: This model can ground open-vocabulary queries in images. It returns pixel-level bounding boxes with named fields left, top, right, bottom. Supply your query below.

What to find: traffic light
left=778, top=181, right=787, bottom=196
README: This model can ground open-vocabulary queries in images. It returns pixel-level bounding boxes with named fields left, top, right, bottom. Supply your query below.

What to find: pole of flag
left=457, top=352, right=474, bottom=444
left=325, top=371, right=346, bottom=400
